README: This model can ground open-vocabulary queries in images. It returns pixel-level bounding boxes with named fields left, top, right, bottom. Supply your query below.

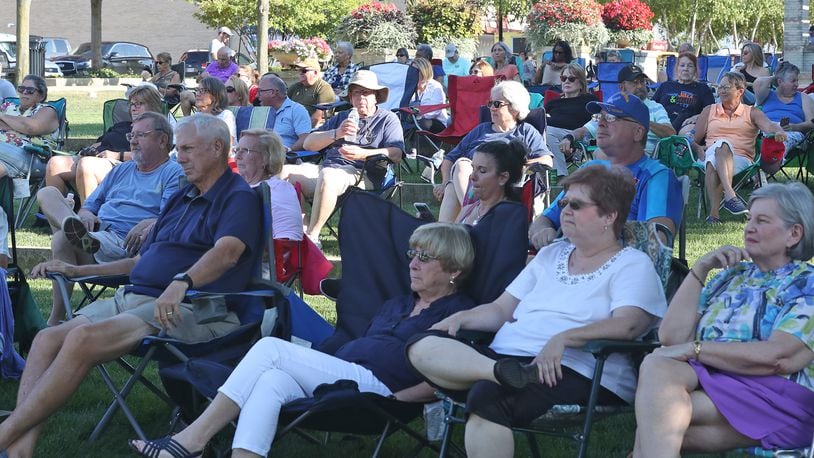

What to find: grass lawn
left=1, top=89, right=794, bottom=456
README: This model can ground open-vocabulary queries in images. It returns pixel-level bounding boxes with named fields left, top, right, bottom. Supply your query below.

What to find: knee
left=30, top=325, right=66, bottom=355
left=406, top=335, right=436, bottom=369
left=61, top=323, right=105, bottom=362
left=316, top=168, right=346, bottom=196
left=638, top=353, right=680, bottom=387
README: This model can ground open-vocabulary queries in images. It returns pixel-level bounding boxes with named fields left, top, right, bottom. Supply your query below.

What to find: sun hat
left=293, top=58, right=321, bottom=72
left=340, top=70, right=389, bottom=104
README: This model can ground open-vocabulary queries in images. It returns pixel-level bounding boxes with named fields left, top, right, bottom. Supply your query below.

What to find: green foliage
left=408, top=0, right=482, bottom=43
left=189, top=0, right=363, bottom=39
left=363, top=21, right=419, bottom=52
left=608, top=29, right=653, bottom=48
left=334, top=2, right=417, bottom=50
left=88, top=68, right=120, bottom=78
left=428, top=37, right=479, bottom=57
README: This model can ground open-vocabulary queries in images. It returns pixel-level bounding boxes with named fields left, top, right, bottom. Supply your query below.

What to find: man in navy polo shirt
left=0, top=113, right=262, bottom=456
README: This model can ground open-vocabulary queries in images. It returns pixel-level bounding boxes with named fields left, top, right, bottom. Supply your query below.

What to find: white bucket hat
left=340, top=70, right=389, bottom=104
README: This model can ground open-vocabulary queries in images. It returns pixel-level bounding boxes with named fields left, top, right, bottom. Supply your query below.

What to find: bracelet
left=689, top=268, right=705, bottom=286
left=693, top=340, right=702, bottom=359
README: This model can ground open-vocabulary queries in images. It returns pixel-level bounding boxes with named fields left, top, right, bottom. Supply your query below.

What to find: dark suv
left=53, top=41, right=154, bottom=75
left=179, top=50, right=210, bottom=77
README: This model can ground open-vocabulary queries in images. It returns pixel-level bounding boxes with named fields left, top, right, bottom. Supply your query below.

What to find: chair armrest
left=399, top=104, right=450, bottom=116
left=580, top=339, right=660, bottom=357
left=455, top=329, right=496, bottom=344
left=22, top=144, right=54, bottom=161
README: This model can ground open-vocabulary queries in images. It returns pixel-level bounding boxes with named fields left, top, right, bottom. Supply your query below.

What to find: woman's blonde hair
left=411, top=57, right=433, bottom=83
left=227, top=75, right=250, bottom=106
left=561, top=63, right=588, bottom=94
left=128, top=85, right=164, bottom=114
left=240, top=128, right=285, bottom=176
left=409, top=223, right=475, bottom=285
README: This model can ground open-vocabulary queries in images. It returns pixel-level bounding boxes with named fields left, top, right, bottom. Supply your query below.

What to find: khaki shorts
left=76, top=287, right=241, bottom=343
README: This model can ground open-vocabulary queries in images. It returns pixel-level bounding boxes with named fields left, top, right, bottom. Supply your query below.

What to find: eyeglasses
left=126, top=130, right=155, bottom=141
left=225, top=86, right=235, bottom=93
left=560, top=75, right=578, bottom=83
left=233, top=147, right=263, bottom=158
left=406, top=249, right=438, bottom=263
left=16, top=86, right=38, bottom=95
left=157, top=61, right=166, bottom=65
left=486, top=100, right=510, bottom=109
left=129, top=101, right=145, bottom=108
left=470, top=69, right=482, bottom=76
left=717, top=84, right=740, bottom=91
left=593, top=112, right=633, bottom=124
left=557, top=197, right=597, bottom=211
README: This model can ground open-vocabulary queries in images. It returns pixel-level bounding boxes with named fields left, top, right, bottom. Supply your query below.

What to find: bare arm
left=529, top=215, right=558, bottom=249
left=790, top=94, right=814, bottom=134
left=753, top=76, right=774, bottom=105
left=289, top=133, right=308, bottom=152
left=391, top=382, right=438, bottom=402
left=0, top=105, right=59, bottom=137
left=649, top=121, right=676, bottom=138
left=31, top=255, right=140, bottom=279
left=691, top=105, right=711, bottom=159
left=751, top=108, right=786, bottom=141
left=430, top=291, right=519, bottom=336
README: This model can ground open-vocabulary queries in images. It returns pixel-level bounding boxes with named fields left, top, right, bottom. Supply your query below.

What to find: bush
left=601, top=0, right=653, bottom=32
left=88, top=68, right=120, bottom=78
left=408, top=0, right=481, bottom=43
left=525, top=0, right=608, bottom=49
left=335, top=2, right=417, bottom=50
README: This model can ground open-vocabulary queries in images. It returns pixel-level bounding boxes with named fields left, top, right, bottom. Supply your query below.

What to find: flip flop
left=129, top=437, right=202, bottom=458
left=62, top=216, right=100, bottom=254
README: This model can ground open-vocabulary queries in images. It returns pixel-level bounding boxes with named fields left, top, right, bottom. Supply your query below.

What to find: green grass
left=2, top=92, right=796, bottom=456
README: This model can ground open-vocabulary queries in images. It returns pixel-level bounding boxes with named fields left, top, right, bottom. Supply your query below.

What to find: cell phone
left=780, top=117, right=790, bottom=127
left=414, top=202, right=436, bottom=222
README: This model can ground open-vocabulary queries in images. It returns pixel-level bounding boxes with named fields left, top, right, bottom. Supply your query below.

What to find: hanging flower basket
left=271, top=50, right=299, bottom=67
left=526, top=0, right=608, bottom=50
left=602, top=0, right=654, bottom=48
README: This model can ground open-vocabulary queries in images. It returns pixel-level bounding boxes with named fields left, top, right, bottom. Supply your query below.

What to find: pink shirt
left=706, top=103, right=757, bottom=161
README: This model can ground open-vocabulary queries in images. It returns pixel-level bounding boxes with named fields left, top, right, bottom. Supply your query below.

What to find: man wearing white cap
left=442, top=43, right=468, bottom=88
left=210, top=26, right=233, bottom=62
left=283, top=70, right=405, bottom=246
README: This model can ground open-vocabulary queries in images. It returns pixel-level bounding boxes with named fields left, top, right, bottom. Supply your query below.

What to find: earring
left=449, top=276, right=455, bottom=285
left=603, top=225, right=608, bottom=231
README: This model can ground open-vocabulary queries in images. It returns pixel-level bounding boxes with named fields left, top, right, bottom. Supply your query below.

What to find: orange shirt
left=706, top=103, right=757, bottom=161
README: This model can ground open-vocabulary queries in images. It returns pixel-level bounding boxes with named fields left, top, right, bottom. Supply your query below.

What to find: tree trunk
left=91, top=0, right=102, bottom=70
left=15, top=0, right=31, bottom=86
left=707, top=21, right=718, bottom=51
left=688, top=7, right=698, bottom=45
left=731, top=18, right=739, bottom=49
left=750, top=13, right=762, bottom=41
left=257, top=0, right=269, bottom=74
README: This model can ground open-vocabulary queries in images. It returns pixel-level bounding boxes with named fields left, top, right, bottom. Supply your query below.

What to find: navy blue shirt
left=127, top=169, right=263, bottom=322
left=334, top=292, right=474, bottom=392
left=444, top=121, right=550, bottom=163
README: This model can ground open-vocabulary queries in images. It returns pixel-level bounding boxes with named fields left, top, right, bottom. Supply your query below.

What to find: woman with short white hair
left=323, top=41, right=359, bottom=96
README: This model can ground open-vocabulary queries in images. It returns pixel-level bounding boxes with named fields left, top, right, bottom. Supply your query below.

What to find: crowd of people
left=0, top=32, right=812, bottom=458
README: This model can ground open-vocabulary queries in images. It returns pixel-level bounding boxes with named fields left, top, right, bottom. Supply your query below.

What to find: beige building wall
left=0, top=0, right=220, bottom=61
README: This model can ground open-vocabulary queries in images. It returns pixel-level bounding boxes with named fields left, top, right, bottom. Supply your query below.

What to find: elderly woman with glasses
left=434, top=81, right=552, bottom=223
left=691, top=72, right=786, bottom=223
left=43, top=85, right=165, bottom=203
left=145, top=52, right=182, bottom=106
left=131, top=222, right=477, bottom=458
left=0, top=74, right=59, bottom=180
left=409, top=165, right=667, bottom=458
left=195, top=76, right=236, bottom=146
left=634, top=182, right=814, bottom=456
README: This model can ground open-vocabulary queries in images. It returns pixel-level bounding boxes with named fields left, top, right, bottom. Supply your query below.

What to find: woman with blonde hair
left=226, top=75, right=250, bottom=107
left=411, top=57, right=448, bottom=132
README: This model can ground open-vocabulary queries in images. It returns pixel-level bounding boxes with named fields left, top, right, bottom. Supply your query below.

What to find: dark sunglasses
left=17, top=86, right=38, bottom=95
left=299, top=68, right=314, bottom=74
left=560, top=75, right=578, bottom=83
left=225, top=86, right=236, bottom=93
left=406, top=249, right=438, bottom=263
left=486, top=100, right=509, bottom=109
left=396, top=54, right=407, bottom=58
left=156, top=61, right=166, bottom=65
left=557, top=197, right=597, bottom=211
left=553, top=50, right=564, bottom=55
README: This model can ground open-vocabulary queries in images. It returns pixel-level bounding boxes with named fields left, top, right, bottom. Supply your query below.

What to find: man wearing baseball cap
left=210, top=26, right=233, bottom=62
left=530, top=91, right=684, bottom=249
left=283, top=70, right=404, bottom=247
left=288, top=58, right=336, bottom=127
left=442, top=43, right=468, bottom=88
left=559, top=64, right=675, bottom=155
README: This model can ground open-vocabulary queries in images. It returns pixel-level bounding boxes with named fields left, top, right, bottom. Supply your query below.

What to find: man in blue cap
left=529, top=91, right=684, bottom=248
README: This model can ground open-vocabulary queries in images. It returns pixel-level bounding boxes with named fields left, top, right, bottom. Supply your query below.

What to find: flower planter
left=271, top=51, right=300, bottom=67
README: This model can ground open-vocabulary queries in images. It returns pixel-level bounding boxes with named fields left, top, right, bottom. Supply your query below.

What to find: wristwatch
left=172, top=272, right=194, bottom=289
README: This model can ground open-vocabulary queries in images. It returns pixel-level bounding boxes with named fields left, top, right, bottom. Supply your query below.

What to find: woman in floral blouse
left=634, top=181, right=814, bottom=456
left=0, top=74, right=59, bottom=179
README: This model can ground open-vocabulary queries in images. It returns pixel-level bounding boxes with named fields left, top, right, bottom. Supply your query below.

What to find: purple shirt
left=204, top=61, right=239, bottom=82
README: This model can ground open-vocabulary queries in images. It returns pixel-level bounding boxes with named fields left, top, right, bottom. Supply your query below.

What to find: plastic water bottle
left=64, top=192, right=75, bottom=209
left=344, top=108, right=359, bottom=143
left=423, top=400, right=445, bottom=441
left=430, top=149, right=445, bottom=168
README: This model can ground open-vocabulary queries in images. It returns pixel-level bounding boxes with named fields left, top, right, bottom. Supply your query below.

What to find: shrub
left=525, top=0, right=608, bottom=49
left=334, top=1, right=417, bottom=49
left=408, top=0, right=481, bottom=44
left=601, top=0, right=653, bottom=31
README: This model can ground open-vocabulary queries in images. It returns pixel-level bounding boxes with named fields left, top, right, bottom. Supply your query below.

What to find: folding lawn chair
left=437, top=221, right=688, bottom=458
left=363, top=62, right=420, bottom=113
left=654, top=135, right=697, bottom=261
left=698, top=55, right=732, bottom=85
left=48, top=182, right=288, bottom=442
left=691, top=136, right=764, bottom=219
left=594, top=62, right=630, bottom=101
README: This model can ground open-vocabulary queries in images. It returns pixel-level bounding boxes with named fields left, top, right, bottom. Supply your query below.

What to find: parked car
left=40, top=37, right=72, bottom=60
left=0, top=33, right=63, bottom=78
left=53, top=41, right=154, bottom=76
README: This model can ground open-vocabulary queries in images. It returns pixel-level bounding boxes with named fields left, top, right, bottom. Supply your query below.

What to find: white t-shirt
left=216, top=109, right=236, bottom=145
left=259, top=176, right=303, bottom=241
left=418, top=79, right=449, bottom=126
left=210, top=38, right=224, bottom=61
left=490, top=241, right=667, bottom=402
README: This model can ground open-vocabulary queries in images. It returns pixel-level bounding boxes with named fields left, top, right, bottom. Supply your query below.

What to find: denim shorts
left=0, top=142, right=45, bottom=178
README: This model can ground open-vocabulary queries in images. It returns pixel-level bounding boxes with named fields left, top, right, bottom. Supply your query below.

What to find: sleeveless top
left=151, top=70, right=179, bottom=90
left=706, top=103, right=757, bottom=160
left=761, top=91, right=804, bottom=124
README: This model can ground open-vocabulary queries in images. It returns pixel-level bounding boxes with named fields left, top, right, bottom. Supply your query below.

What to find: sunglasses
left=299, top=68, right=314, bottom=74
left=225, top=86, right=235, bottom=93
left=17, top=86, right=38, bottom=95
left=406, top=249, right=438, bottom=263
left=157, top=61, right=166, bottom=65
left=557, top=197, right=597, bottom=211
left=486, top=100, right=509, bottom=109
left=560, top=75, right=578, bottom=83
left=553, top=50, right=564, bottom=55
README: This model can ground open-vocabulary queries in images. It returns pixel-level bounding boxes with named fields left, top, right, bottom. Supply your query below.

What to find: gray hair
left=775, top=62, right=800, bottom=83
left=176, top=112, right=231, bottom=157
left=491, top=81, right=530, bottom=121
left=750, top=182, right=814, bottom=261
left=415, top=44, right=433, bottom=60
left=240, top=128, right=285, bottom=176
left=132, top=111, right=173, bottom=151
left=23, top=74, right=48, bottom=100
left=409, top=222, right=474, bottom=286
left=721, top=71, right=746, bottom=90
left=336, top=41, right=354, bottom=58
left=262, top=74, right=288, bottom=94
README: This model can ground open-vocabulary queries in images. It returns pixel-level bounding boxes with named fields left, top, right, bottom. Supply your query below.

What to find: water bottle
left=423, top=400, right=445, bottom=441
left=430, top=149, right=445, bottom=169
left=344, top=108, right=359, bottom=143
left=64, top=192, right=75, bottom=209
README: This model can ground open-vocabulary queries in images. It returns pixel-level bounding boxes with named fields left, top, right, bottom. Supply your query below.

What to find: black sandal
left=493, top=358, right=540, bottom=390
left=129, top=437, right=202, bottom=458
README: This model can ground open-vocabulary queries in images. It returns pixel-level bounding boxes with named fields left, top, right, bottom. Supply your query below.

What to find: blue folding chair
left=698, top=55, right=732, bottom=85
left=595, top=62, right=631, bottom=101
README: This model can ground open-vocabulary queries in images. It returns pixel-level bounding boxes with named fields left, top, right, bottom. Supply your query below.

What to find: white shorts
left=704, top=139, right=753, bottom=175
left=91, top=230, right=128, bottom=264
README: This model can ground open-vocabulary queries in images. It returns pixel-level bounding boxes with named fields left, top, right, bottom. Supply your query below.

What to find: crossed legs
left=633, top=354, right=757, bottom=458
left=0, top=313, right=155, bottom=457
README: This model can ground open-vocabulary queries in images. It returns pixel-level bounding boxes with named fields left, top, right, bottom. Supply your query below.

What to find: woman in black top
left=544, top=63, right=597, bottom=176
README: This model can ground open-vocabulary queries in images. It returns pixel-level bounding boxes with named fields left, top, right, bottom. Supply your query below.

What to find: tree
left=91, top=0, right=102, bottom=70
left=15, top=0, right=30, bottom=86
left=409, top=0, right=482, bottom=43
left=258, top=0, right=268, bottom=74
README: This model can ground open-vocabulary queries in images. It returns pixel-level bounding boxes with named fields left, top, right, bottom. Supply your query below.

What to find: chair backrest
left=171, top=61, right=186, bottom=81
left=0, top=177, right=16, bottom=266
left=102, top=98, right=131, bottom=133
left=316, top=191, right=528, bottom=355
left=363, top=62, right=419, bottom=111
left=227, top=105, right=276, bottom=141
left=443, top=75, right=496, bottom=136
left=655, top=136, right=696, bottom=176
left=698, top=55, right=731, bottom=84
left=664, top=55, right=677, bottom=81
left=596, top=62, right=630, bottom=101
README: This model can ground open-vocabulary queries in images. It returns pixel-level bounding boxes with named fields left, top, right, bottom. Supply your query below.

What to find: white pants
left=545, top=125, right=572, bottom=176
left=219, top=336, right=392, bottom=455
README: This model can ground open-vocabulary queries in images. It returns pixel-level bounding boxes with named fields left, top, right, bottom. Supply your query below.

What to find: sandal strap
left=139, top=437, right=200, bottom=458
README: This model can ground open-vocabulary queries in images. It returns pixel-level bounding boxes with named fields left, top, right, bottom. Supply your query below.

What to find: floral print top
left=697, top=261, right=814, bottom=390
left=0, top=101, right=58, bottom=150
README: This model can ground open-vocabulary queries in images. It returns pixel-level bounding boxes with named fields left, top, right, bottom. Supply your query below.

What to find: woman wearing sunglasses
left=543, top=63, right=598, bottom=176
left=131, top=223, right=476, bottom=458
left=408, top=165, right=666, bottom=458
left=533, top=40, right=573, bottom=88
left=145, top=52, right=182, bottom=107
left=0, top=74, right=59, bottom=180
left=435, top=81, right=552, bottom=223
left=225, top=75, right=250, bottom=107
